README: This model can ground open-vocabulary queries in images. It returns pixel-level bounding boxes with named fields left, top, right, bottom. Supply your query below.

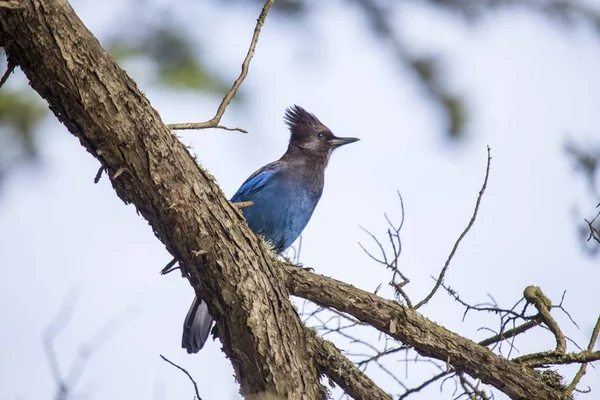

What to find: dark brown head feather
left=284, top=105, right=327, bottom=141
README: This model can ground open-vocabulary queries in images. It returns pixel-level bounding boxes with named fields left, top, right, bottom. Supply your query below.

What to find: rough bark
left=309, top=330, right=392, bottom=400
left=0, top=1, right=576, bottom=400
left=0, top=1, right=323, bottom=398
left=285, top=265, right=572, bottom=400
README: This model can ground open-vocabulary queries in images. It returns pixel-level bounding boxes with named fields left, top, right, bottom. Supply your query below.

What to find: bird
left=182, top=105, right=359, bottom=353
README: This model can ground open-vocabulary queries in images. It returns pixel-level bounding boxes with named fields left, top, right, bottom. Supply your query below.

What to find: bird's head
left=284, top=105, right=359, bottom=159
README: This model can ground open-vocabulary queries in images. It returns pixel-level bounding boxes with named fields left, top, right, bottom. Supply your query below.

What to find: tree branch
left=2, top=1, right=593, bottom=400
left=0, top=56, right=15, bottom=88
left=567, top=315, right=600, bottom=393
left=284, top=264, right=571, bottom=400
left=309, top=330, right=392, bottom=400
left=524, top=286, right=566, bottom=353
left=0, top=1, right=324, bottom=398
left=514, top=349, right=600, bottom=368
left=166, top=0, right=275, bottom=132
left=415, top=146, right=491, bottom=309
left=160, top=355, right=203, bottom=400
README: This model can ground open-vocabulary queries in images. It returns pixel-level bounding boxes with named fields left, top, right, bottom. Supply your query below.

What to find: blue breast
left=231, top=162, right=321, bottom=254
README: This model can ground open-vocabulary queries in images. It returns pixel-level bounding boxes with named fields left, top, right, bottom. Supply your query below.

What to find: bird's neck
left=281, top=143, right=329, bottom=169
left=279, top=144, right=327, bottom=193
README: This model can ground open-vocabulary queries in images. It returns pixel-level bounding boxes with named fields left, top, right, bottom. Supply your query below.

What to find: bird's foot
left=298, top=264, right=314, bottom=272
left=160, top=258, right=180, bottom=275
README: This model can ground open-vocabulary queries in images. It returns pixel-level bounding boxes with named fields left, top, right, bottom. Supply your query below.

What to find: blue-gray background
left=1, top=1, right=599, bottom=399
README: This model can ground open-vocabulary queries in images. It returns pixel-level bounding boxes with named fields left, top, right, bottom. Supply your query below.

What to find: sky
left=1, top=1, right=600, bottom=399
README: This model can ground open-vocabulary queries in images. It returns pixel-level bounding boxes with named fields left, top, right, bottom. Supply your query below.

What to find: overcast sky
left=1, top=1, right=599, bottom=399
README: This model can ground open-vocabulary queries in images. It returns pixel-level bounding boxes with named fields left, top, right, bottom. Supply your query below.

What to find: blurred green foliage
left=0, top=78, right=46, bottom=185
left=107, top=26, right=231, bottom=93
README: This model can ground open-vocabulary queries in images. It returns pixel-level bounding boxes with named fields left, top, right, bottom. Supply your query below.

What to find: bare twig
left=44, top=288, right=81, bottom=399
left=398, top=370, right=451, bottom=399
left=584, top=207, right=600, bottom=244
left=415, top=146, right=491, bottom=309
left=444, top=284, right=530, bottom=322
left=443, top=283, right=547, bottom=359
left=0, top=59, right=16, bottom=89
left=160, top=355, right=203, bottom=400
left=161, top=258, right=179, bottom=275
left=93, top=166, right=105, bottom=183
left=458, top=373, right=491, bottom=400
left=44, top=288, right=139, bottom=400
left=233, top=200, right=254, bottom=209
left=168, top=123, right=247, bottom=133
left=63, top=306, right=140, bottom=390
left=478, top=319, right=541, bottom=347
left=553, top=290, right=579, bottom=329
left=167, top=0, right=275, bottom=132
left=301, top=297, right=414, bottom=394
left=567, top=315, right=600, bottom=392
left=359, top=192, right=411, bottom=306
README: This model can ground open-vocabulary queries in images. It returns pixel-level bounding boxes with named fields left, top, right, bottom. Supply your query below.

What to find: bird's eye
left=317, top=132, right=326, bottom=140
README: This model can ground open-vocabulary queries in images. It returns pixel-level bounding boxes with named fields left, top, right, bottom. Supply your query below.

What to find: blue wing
left=230, top=162, right=283, bottom=203
left=230, top=159, right=319, bottom=253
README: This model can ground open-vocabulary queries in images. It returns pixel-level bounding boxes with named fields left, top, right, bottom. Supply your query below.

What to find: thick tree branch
left=309, top=330, right=392, bottom=400
left=524, top=286, right=566, bottom=353
left=0, top=1, right=323, bottom=398
left=284, top=265, right=571, bottom=400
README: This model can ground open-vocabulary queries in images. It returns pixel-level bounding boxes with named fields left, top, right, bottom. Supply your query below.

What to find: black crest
left=284, top=105, right=326, bottom=139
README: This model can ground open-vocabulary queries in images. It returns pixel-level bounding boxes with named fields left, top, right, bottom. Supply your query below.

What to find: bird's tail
left=182, top=296, right=213, bottom=353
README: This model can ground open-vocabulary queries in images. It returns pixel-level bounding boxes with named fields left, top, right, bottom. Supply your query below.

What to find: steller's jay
left=182, top=105, right=359, bottom=353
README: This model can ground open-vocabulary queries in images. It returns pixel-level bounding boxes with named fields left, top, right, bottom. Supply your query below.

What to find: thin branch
left=93, top=166, right=105, bottom=184
left=399, top=370, right=451, bottom=399
left=233, top=200, right=254, bottom=209
left=168, top=123, right=247, bottom=133
left=584, top=208, right=600, bottom=244
left=311, top=331, right=392, bottom=400
left=0, top=58, right=16, bottom=89
left=44, top=288, right=139, bottom=400
left=444, top=284, right=531, bottom=322
left=160, top=355, right=202, bottom=400
left=458, top=373, right=491, bottom=400
left=161, top=258, right=179, bottom=275
left=64, top=306, right=140, bottom=390
left=553, top=290, right=580, bottom=329
left=567, top=315, right=600, bottom=392
left=359, top=192, right=411, bottom=306
left=167, top=0, right=275, bottom=132
left=514, top=349, right=600, bottom=367
left=354, top=345, right=409, bottom=369
left=415, top=146, right=491, bottom=309
left=44, top=288, right=81, bottom=398
left=478, top=319, right=541, bottom=347
left=285, top=264, right=572, bottom=400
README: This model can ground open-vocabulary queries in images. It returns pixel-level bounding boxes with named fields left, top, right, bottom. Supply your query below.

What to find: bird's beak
left=329, top=136, right=360, bottom=148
